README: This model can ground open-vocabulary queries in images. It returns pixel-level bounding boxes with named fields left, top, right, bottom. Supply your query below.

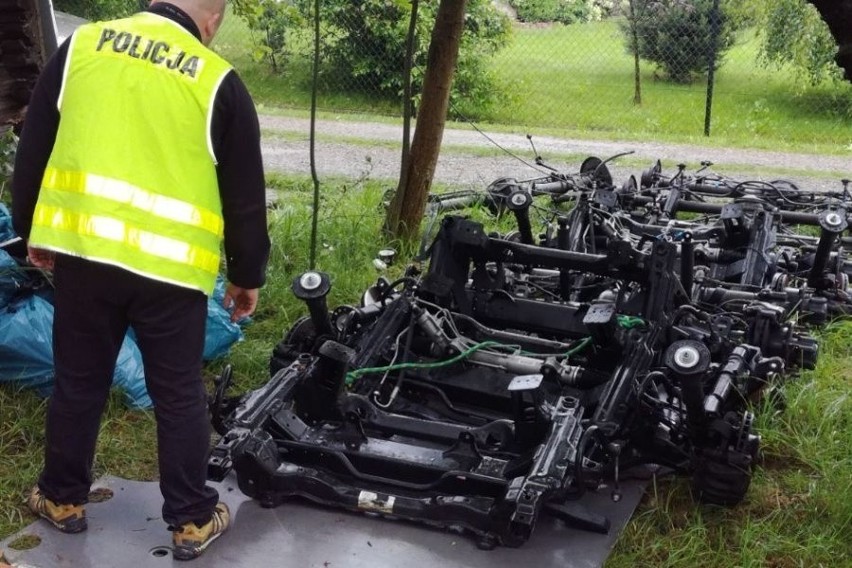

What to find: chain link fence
left=209, top=0, right=852, bottom=150
left=50, top=0, right=852, bottom=150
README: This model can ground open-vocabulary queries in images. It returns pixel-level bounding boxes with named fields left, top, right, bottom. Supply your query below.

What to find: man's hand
left=223, top=283, right=259, bottom=322
left=27, top=245, right=56, bottom=270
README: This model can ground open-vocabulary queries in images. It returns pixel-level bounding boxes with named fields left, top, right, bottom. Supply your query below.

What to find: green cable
left=345, top=336, right=595, bottom=387
left=565, top=336, right=592, bottom=356
left=617, top=315, right=646, bottom=329
left=345, top=340, right=504, bottom=386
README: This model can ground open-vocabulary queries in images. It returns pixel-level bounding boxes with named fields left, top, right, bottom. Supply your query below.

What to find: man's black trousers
left=39, top=254, right=219, bottom=527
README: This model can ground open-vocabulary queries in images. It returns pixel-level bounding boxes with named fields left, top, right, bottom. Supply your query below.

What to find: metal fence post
left=704, top=0, right=721, bottom=137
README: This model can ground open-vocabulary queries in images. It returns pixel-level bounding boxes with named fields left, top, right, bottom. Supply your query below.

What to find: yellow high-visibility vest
left=29, top=12, right=232, bottom=295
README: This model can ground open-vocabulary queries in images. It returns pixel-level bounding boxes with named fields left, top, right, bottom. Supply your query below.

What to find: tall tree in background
left=385, top=0, right=467, bottom=240
left=620, top=0, right=737, bottom=84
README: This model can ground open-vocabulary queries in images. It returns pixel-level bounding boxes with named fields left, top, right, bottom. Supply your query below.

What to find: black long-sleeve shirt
left=11, top=3, right=270, bottom=289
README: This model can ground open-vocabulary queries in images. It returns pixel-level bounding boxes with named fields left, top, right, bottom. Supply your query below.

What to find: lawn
left=486, top=21, right=852, bottom=152
left=212, top=7, right=401, bottom=116
left=212, top=13, right=852, bottom=154
left=1, top=177, right=850, bottom=567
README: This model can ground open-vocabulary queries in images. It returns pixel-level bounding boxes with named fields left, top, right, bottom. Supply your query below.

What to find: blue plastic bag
left=0, top=208, right=244, bottom=406
left=0, top=203, right=14, bottom=242
left=0, top=295, right=153, bottom=408
left=205, top=277, right=244, bottom=361
left=112, top=335, right=152, bottom=408
left=0, top=295, right=56, bottom=395
left=0, top=249, right=23, bottom=308
left=0, top=249, right=53, bottom=308
left=0, top=278, right=244, bottom=407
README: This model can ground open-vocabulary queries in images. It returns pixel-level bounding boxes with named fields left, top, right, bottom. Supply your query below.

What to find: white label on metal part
left=357, top=491, right=395, bottom=514
left=508, top=374, right=544, bottom=391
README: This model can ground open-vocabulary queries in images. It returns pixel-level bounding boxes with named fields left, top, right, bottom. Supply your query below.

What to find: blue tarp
left=0, top=207, right=244, bottom=408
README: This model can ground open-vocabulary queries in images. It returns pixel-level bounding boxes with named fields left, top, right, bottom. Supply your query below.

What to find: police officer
left=12, top=0, right=269, bottom=560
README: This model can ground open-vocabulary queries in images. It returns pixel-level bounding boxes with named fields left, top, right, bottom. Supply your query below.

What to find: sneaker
left=27, top=486, right=87, bottom=534
left=171, top=502, right=230, bottom=561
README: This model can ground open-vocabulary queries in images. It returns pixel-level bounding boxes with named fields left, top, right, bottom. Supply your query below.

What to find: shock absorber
left=299, top=340, right=356, bottom=421
left=292, top=271, right=334, bottom=337
left=506, top=186, right=535, bottom=245
left=664, top=340, right=711, bottom=442
left=807, top=210, right=847, bottom=289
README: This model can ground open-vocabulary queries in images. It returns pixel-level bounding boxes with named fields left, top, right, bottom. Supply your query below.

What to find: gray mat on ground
left=1, top=475, right=645, bottom=567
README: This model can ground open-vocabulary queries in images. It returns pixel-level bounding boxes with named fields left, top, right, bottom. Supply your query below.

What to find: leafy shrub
left=53, top=0, right=142, bottom=20
left=296, top=0, right=512, bottom=119
left=510, top=0, right=607, bottom=25
left=722, top=0, right=764, bottom=28
left=759, top=0, right=841, bottom=86
left=231, top=0, right=303, bottom=73
left=621, top=0, right=738, bottom=84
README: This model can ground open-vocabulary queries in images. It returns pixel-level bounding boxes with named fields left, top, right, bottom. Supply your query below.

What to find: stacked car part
left=209, top=158, right=850, bottom=549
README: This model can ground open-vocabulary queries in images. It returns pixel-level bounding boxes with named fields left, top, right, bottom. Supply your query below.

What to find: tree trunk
left=385, top=0, right=467, bottom=241
left=397, top=0, right=419, bottom=194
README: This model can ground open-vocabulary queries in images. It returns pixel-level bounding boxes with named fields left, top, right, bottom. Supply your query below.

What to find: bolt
left=825, top=212, right=843, bottom=228
left=299, top=272, right=323, bottom=291
left=674, top=345, right=700, bottom=369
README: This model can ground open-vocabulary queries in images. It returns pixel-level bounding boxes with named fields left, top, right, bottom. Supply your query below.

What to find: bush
left=510, top=0, right=606, bottom=25
left=231, top=0, right=303, bottom=73
left=53, top=0, right=143, bottom=20
left=511, top=0, right=590, bottom=24
left=621, top=0, right=738, bottom=84
left=759, top=0, right=842, bottom=86
left=296, top=0, right=512, bottom=119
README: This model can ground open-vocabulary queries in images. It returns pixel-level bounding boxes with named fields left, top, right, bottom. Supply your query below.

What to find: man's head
left=152, top=0, right=226, bottom=46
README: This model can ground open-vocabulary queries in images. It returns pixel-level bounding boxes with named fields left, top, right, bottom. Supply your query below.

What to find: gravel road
left=259, top=115, right=852, bottom=192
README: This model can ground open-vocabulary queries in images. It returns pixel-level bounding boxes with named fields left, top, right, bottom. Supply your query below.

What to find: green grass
left=608, top=321, right=852, bottom=567
left=0, top=388, right=158, bottom=540
left=210, top=175, right=413, bottom=386
left=214, top=14, right=852, bottom=154
left=484, top=21, right=852, bottom=152
left=1, top=178, right=850, bottom=567
left=213, top=8, right=400, bottom=116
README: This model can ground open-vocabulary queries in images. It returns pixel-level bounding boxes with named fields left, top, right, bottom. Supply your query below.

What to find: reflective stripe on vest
left=29, top=13, right=232, bottom=295
left=33, top=204, right=220, bottom=275
left=41, top=166, right=224, bottom=238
